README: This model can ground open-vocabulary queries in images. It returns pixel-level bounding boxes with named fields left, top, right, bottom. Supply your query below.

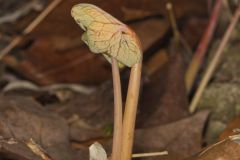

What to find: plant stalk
left=111, top=58, right=123, bottom=160
left=166, top=2, right=180, bottom=40
left=189, top=6, right=240, bottom=113
left=185, top=0, right=222, bottom=93
left=121, top=62, right=142, bottom=160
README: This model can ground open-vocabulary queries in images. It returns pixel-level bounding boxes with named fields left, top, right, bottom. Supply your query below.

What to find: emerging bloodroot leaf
left=71, top=3, right=142, bottom=67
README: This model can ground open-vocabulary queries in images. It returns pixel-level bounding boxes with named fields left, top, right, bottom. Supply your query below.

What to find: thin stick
left=132, top=151, right=168, bottom=158
left=185, top=0, right=222, bottom=93
left=111, top=58, right=123, bottom=160
left=166, top=2, right=180, bottom=40
left=189, top=6, right=240, bottom=113
left=121, top=62, right=142, bottom=160
left=166, top=2, right=192, bottom=55
left=0, top=0, right=63, bottom=60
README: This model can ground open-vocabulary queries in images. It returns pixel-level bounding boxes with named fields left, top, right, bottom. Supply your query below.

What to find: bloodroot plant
left=71, top=3, right=142, bottom=160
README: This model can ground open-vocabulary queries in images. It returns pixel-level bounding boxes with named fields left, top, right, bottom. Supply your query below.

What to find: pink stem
left=185, top=0, right=222, bottom=92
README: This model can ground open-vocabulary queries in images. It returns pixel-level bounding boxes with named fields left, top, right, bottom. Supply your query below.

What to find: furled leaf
left=71, top=3, right=142, bottom=67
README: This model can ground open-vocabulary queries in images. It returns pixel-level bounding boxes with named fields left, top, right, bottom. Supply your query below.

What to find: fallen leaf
left=0, top=95, right=73, bottom=160
left=4, top=0, right=123, bottom=86
left=134, top=111, right=209, bottom=160
left=122, top=0, right=207, bottom=21
left=0, top=138, right=43, bottom=160
left=129, top=18, right=169, bottom=52
left=181, top=17, right=208, bottom=49
left=48, top=81, right=114, bottom=142
left=219, top=114, right=240, bottom=140
left=137, top=51, right=189, bottom=127
left=144, top=49, right=168, bottom=76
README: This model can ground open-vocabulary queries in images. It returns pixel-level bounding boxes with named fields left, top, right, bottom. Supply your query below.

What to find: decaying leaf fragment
left=71, top=3, right=142, bottom=67
left=26, top=138, right=53, bottom=160
left=89, top=142, right=108, bottom=160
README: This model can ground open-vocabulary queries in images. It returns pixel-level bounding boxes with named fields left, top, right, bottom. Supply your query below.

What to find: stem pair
left=111, top=58, right=142, bottom=160
left=71, top=4, right=142, bottom=160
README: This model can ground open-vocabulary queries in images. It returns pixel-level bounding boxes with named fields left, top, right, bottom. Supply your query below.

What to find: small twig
left=189, top=5, right=240, bottom=113
left=199, top=139, right=226, bottom=156
left=121, top=62, right=142, bottom=160
left=166, top=2, right=180, bottom=40
left=132, top=151, right=168, bottom=158
left=185, top=0, right=222, bottom=93
left=111, top=58, right=123, bottom=160
left=166, top=2, right=192, bottom=57
left=0, top=0, right=63, bottom=60
left=3, top=80, right=95, bottom=94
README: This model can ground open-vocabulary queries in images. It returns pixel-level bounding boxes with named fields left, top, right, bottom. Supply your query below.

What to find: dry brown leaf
left=134, top=111, right=209, bottom=160
left=144, top=49, right=168, bottom=76
left=219, top=114, right=240, bottom=140
left=129, top=18, right=169, bottom=52
left=3, top=0, right=123, bottom=86
left=48, top=82, right=114, bottom=142
left=137, top=51, right=189, bottom=127
left=122, top=0, right=207, bottom=21
left=185, top=134, right=240, bottom=160
left=0, top=95, right=74, bottom=160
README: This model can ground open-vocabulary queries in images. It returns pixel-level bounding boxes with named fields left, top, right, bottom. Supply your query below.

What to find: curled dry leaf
left=185, top=134, right=240, bottom=160
left=71, top=3, right=142, bottom=67
left=134, top=111, right=209, bottom=160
